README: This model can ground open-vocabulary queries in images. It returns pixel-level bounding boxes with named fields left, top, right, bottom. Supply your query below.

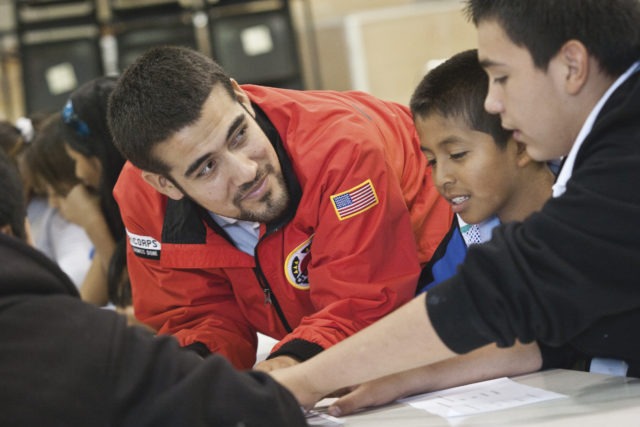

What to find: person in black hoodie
left=0, top=151, right=306, bottom=426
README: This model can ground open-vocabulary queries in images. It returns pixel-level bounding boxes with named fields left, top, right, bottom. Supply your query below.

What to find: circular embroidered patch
left=284, top=236, right=313, bottom=290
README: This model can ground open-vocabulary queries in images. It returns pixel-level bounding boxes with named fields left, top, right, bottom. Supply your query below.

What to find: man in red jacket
left=108, top=46, right=452, bottom=371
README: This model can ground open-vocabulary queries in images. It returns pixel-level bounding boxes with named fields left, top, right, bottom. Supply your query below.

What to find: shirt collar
left=552, top=60, right=640, bottom=198
left=211, top=213, right=259, bottom=230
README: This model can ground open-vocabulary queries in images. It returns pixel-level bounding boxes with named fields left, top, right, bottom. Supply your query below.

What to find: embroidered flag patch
left=330, top=179, right=379, bottom=221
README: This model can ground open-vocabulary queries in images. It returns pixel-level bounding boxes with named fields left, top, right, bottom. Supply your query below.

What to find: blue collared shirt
left=209, top=213, right=260, bottom=256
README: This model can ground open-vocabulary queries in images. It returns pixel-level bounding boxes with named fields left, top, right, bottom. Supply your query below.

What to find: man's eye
left=232, top=126, right=247, bottom=148
left=493, top=76, right=508, bottom=84
left=198, top=160, right=216, bottom=177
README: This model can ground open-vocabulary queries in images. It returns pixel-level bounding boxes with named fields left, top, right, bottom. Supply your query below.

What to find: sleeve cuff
left=267, top=338, right=324, bottom=362
left=426, top=279, right=491, bottom=354
left=183, top=341, right=211, bottom=358
left=538, top=342, right=584, bottom=371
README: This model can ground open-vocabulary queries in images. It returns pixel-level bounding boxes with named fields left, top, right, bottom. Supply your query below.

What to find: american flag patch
left=330, top=179, right=379, bottom=221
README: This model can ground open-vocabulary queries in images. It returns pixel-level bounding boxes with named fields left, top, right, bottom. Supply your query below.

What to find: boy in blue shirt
left=419, top=49, right=554, bottom=291
left=326, top=49, right=560, bottom=415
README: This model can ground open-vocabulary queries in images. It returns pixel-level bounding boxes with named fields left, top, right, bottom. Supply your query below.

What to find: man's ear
left=230, top=78, right=255, bottom=116
left=558, top=40, right=590, bottom=95
left=141, top=171, right=185, bottom=201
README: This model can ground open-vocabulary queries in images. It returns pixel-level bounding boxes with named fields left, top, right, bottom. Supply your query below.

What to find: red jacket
left=114, top=85, right=452, bottom=369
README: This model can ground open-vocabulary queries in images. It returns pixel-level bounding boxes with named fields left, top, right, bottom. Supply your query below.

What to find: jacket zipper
left=254, top=248, right=293, bottom=333
left=201, top=208, right=293, bottom=333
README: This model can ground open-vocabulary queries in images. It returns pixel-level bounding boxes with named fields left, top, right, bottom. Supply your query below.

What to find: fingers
left=328, top=373, right=415, bottom=416
left=254, top=355, right=299, bottom=372
left=328, top=385, right=375, bottom=416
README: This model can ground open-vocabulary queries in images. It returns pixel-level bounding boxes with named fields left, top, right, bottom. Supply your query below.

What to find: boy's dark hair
left=410, top=49, right=511, bottom=148
left=108, top=45, right=236, bottom=175
left=25, top=112, right=80, bottom=197
left=0, top=150, right=27, bottom=240
left=464, top=0, right=640, bottom=78
left=62, top=76, right=126, bottom=241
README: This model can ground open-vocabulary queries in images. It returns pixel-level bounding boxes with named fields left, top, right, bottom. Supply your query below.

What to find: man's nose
left=229, top=152, right=259, bottom=185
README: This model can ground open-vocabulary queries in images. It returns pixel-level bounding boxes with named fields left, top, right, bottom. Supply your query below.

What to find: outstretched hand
left=269, top=365, right=330, bottom=410
left=254, top=355, right=299, bottom=372
left=327, top=373, right=414, bottom=416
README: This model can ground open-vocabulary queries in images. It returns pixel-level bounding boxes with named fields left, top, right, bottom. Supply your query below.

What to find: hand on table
left=254, top=355, right=299, bottom=372
left=327, top=375, right=408, bottom=416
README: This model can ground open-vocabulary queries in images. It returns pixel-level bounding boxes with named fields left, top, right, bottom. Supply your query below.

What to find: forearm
left=271, top=294, right=456, bottom=406
left=410, top=341, right=542, bottom=393
left=61, top=185, right=117, bottom=271
left=80, top=254, right=109, bottom=306
left=329, top=341, right=542, bottom=416
left=82, top=214, right=116, bottom=271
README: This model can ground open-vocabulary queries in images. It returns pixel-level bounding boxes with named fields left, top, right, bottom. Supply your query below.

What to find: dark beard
left=235, top=170, right=290, bottom=223
left=166, top=164, right=290, bottom=223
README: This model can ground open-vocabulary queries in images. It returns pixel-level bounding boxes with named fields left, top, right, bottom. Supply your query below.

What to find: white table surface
left=325, top=369, right=640, bottom=426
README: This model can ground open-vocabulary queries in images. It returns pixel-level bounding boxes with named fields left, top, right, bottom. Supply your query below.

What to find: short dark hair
left=108, top=46, right=236, bottom=175
left=0, top=150, right=27, bottom=240
left=410, top=49, right=511, bottom=148
left=464, top=0, right=640, bottom=77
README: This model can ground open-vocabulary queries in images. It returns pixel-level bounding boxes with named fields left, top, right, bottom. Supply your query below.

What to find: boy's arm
left=271, top=294, right=456, bottom=408
left=328, top=341, right=542, bottom=416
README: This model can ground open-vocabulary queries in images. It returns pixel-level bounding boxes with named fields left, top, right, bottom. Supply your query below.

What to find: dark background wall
left=0, top=0, right=303, bottom=117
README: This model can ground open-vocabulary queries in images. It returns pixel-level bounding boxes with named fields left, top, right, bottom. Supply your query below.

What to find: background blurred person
left=0, top=116, right=93, bottom=288
left=59, top=76, right=127, bottom=306
left=24, top=112, right=104, bottom=303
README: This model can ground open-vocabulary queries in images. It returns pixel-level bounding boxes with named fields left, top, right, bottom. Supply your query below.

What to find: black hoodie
left=0, top=233, right=307, bottom=426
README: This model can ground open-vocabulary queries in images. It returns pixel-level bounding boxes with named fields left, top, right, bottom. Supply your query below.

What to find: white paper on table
left=401, top=377, right=567, bottom=418
left=305, top=409, right=344, bottom=426
left=306, top=398, right=344, bottom=426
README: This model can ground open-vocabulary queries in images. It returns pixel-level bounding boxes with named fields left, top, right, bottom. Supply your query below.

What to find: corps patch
left=127, top=230, right=161, bottom=260
left=330, top=179, right=379, bottom=221
left=284, top=236, right=313, bottom=290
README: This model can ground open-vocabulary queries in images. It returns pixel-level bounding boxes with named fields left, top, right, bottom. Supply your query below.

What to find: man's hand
left=268, top=364, right=327, bottom=410
left=254, top=355, right=299, bottom=372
